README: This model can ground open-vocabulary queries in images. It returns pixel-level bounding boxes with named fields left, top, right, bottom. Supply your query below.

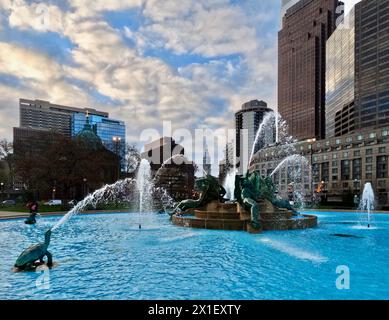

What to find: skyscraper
left=325, top=0, right=389, bottom=137
left=278, top=0, right=342, bottom=140
left=235, top=100, right=273, bottom=173
left=202, top=142, right=211, bottom=176
left=354, top=0, right=389, bottom=131
left=326, top=7, right=355, bottom=138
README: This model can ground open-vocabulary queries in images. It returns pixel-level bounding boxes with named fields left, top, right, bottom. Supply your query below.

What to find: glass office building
left=72, top=113, right=126, bottom=170
left=326, top=8, right=355, bottom=138
left=326, top=0, right=389, bottom=137
left=354, top=0, right=389, bottom=130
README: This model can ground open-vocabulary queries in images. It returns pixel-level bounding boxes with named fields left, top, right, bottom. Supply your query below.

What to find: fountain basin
left=172, top=201, right=317, bottom=233
left=2, top=212, right=389, bottom=300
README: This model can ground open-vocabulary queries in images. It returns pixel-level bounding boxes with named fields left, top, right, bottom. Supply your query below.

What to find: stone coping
left=303, top=209, right=389, bottom=214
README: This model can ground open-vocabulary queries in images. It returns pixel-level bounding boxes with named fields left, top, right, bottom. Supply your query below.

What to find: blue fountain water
left=0, top=211, right=388, bottom=300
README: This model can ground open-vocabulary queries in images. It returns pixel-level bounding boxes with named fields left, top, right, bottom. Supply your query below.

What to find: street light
left=83, top=178, right=88, bottom=197
left=0, top=182, right=4, bottom=201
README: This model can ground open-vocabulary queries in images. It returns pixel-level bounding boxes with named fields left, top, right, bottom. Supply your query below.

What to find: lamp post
left=83, top=178, right=88, bottom=198
left=112, top=136, right=122, bottom=180
left=307, top=138, right=317, bottom=204
left=0, top=182, right=4, bottom=201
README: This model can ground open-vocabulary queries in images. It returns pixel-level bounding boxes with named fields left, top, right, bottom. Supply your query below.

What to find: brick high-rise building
left=278, top=0, right=343, bottom=141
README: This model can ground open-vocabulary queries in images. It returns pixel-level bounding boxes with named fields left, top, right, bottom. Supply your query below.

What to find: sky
left=0, top=0, right=359, bottom=167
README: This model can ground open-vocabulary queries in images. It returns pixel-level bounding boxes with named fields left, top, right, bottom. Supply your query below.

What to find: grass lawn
left=0, top=202, right=138, bottom=213
left=0, top=203, right=63, bottom=213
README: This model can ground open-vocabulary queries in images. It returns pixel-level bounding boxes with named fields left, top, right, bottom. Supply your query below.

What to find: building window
left=321, top=162, right=329, bottom=182
left=333, top=153, right=338, bottom=159
left=341, top=160, right=351, bottom=180
left=332, top=160, right=338, bottom=167
left=378, top=180, right=386, bottom=188
left=343, top=152, right=349, bottom=158
left=366, top=173, right=373, bottom=180
left=357, top=135, right=364, bottom=141
left=366, top=149, right=373, bottom=155
left=366, top=157, right=373, bottom=164
left=382, top=130, right=389, bottom=137
left=353, top=159, right=362, bottom=180
left=366, top=165, right=373, bottom=172
left=379, top=147, right=386, bottom=153
left=336, top=139, right=341, bottom=145
left=312, top=164, right=320, bottom=182
left=354, top=150, right=361, bottom=157
left=377, top=156, right=388, bottom=178
left=346, top=137, right=353, bottom=143
left=369, top=133, right=377, bottom=139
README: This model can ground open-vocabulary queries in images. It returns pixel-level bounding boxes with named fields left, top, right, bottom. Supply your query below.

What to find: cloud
left=0, top=0, right=279, bottom=171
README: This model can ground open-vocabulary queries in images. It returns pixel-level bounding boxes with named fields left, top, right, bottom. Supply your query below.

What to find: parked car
left=2, top=200, right=16, bottom=206
left=44, top=199, right=62, bottom=206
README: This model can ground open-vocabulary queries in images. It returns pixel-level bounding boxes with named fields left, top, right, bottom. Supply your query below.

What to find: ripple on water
left=0, top=212, right=388, bottom=300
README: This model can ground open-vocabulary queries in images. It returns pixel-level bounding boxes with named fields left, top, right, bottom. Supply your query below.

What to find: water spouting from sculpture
left=270, top=154, right=310, bottom=177
left=359, top=182, right=375, bottom=228
left=248, top=111, right=296, bottom=167
left=52, top=178, right=137, bottom=231
left=223, top=169, right=236, bottom=201
left=154, top=154, right=188, bottom=182
left=51, top=160, right=175, bottom=232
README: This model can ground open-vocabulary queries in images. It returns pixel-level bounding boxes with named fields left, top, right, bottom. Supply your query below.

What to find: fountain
left=223, top=169, right=236, bottom=201
left=170, top=172, right=317, bottom=233
left=359, top=182, right=375, bottom=228
left=136, top=159, right=154, bottom=229
left=170, top=110, right=317, bottom=233
left=154, top=154, right=188, bottom=181
left=249, top=111, right=296, bottom=166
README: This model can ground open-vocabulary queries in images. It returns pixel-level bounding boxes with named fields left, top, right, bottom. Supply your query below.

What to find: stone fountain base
left=172, top=200, right=317, bottom=234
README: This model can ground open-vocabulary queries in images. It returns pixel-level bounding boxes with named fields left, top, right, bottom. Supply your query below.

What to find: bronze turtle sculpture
left=14, top=229, right=53, bottom=271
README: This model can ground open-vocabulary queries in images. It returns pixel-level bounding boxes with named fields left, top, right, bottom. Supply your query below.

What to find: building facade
left=251, top=127, right=389, bottom=209
left=326, top=7, right=355, bottom=138
left=17, top=98, right=126, bottom=169
left=354, top=0, right=389, bottom=131
left=141, top=137, right=195, bottom=201
left=72, top=113, right=126, bottom=167
left=235, top=100, right=273, bottom=174
left=278, top=0, right=342, bottom=140
left=326, top=0, right=389, bottom=138
left=19, top=99, right=108, bottom=136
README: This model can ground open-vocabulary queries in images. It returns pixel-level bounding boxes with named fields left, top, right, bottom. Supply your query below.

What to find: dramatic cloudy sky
left=0, top=0, right=359, bottom=164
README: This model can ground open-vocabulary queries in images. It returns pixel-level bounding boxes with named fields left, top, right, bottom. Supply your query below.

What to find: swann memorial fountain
left=170, top=172, right=317, bottom=234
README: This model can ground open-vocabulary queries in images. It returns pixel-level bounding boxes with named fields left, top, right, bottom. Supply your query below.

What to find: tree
left=0, top=139, right=14, bottom=188
left=124, top=143, right=141, bottom=174
left=14, top=132, right=119, bottom=205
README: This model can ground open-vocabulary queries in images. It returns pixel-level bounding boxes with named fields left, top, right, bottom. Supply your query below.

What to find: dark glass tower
left=354, top=0, right=389, bottom=131
left=278, top=0, right=342, bottom=141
